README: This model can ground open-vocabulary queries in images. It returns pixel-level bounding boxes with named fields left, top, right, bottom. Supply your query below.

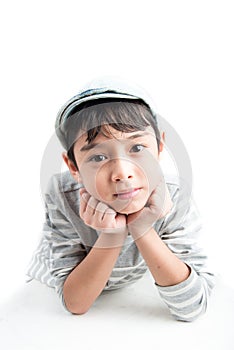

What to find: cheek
left=134, top=151, right=162, bottom=191
left=79, top=165, right=108, bottom=199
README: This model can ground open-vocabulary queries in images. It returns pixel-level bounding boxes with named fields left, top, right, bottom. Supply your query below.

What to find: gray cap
left=55, top=77, right=158, bottom=150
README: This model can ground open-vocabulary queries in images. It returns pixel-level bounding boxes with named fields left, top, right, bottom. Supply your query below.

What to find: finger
left=95, top=201, right=111, bottom=221
left=79, top=187, right=87, bottom=197
left=85, top=196, right=99, bottom=216
left=101, top=208, right=118, bottom=229
left=79, top=190, right=90, bottom=216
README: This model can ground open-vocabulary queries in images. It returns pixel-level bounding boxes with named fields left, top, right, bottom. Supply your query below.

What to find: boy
left=27, top=77, right=215, bottom=321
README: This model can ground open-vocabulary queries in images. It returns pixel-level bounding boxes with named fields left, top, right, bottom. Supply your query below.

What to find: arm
left=157, top=193, right=215, bottom=322
left=63, top=189, right=128, bottom=314
left=63, top=232, right=126, bottom=314
left=133, top=227, right=190, bottom=287
left=28, top=174, right=127, bottom=315
left=126, top=179, right=183, bottom=287
left=127, top=180, right=215, bottom=322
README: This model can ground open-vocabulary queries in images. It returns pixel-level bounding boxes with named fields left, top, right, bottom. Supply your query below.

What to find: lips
left=114, top=188, right=141, bottom=200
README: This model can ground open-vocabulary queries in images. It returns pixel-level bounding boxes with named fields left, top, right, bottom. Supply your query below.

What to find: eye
left=130, top=144, right=145, bottom=153
left=88, top=154, right=107, bottom=162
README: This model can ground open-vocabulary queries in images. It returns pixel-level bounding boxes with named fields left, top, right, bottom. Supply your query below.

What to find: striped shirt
left=26, top=171, right=215, bottom=321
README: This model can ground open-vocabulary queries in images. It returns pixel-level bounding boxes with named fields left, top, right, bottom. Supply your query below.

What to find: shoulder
left=164, top=174, right=180, bottom=198
left=46, top=171, right=80, bottom=193
left=44, top=171, right=81, bottom=207
left=164, top=174, right=192, bottom=205
left=161, top=174, right=200, bottom=232
left=164, top=174, right=195, bottom=222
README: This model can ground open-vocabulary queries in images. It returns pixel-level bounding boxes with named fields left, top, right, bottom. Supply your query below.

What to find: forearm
left=63, top=232, right=126, bottom=314
left=127, top=186, right=215, bottom=321
left=134, top=228, right=190, bottom=286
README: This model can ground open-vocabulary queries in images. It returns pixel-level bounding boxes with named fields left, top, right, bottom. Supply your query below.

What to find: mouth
left=114, top=188, right=141, bottom=200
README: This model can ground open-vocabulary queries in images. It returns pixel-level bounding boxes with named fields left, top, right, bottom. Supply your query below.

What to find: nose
left=110, top=158, right=134, bottom=182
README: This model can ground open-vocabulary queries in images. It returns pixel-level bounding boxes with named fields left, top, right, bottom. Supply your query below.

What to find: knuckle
left=96, top=202, right=107, bottom=213
left=105, top=208, right=116, bottom=215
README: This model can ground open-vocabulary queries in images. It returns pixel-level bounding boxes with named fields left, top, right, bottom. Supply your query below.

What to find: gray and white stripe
left=26, top=171, right=215, bottom=321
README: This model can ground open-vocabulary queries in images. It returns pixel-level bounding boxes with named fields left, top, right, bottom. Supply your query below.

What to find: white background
left=0, top=0, right=234, bottom=304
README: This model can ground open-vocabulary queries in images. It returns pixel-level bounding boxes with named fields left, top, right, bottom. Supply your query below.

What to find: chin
left=118, top=209, right=137, bottom=215
left=116, top=201, right=146, bottom=215
left=104, top=192, right=150, bottom=215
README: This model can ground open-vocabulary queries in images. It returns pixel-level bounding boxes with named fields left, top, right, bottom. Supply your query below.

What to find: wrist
left=128, top=225, right=153, bottom=241
left=95, top=229, right=128, bottom=249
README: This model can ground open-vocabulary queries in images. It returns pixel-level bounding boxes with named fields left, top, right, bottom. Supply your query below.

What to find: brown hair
left=65, top=98, right=160, bottom=169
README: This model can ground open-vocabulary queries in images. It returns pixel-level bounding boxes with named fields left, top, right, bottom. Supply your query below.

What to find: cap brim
left=59, top=92, right=139, bottom=125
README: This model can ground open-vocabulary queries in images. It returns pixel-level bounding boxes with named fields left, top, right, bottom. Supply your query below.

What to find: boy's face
left=64, top=126, right=164, bottom=215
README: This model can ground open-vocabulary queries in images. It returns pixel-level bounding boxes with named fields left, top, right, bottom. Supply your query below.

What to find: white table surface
left=0, top=271, right=233, bottom=350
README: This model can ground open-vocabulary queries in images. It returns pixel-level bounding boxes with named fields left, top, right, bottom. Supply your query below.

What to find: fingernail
left=81, top=192, right=89, bottom=199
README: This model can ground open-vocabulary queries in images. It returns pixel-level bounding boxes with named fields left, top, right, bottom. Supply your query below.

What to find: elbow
left=65, top=301, right=91, bottom=315
left=173, top=312, right=203, bottom=323
left=71, top=308, right=90, bottom=316
left=63, top=283, right=92, bottom=315
left=63, top=292, right=91, bottom=315
left=168, top=281, right=212, bottom=322
left=171, top=302, right=208, bottom=322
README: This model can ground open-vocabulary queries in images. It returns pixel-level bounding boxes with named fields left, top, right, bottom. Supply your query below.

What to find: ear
left=159, top=131, right=165, bottom=154
left=62, top=152, right=83, bottom=183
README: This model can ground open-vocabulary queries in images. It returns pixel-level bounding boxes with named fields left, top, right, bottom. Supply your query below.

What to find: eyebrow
left=79, top=132, right=152, bottom=152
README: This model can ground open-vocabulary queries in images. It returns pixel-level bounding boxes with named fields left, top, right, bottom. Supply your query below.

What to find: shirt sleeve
left=155, top=183, right=216, bottom=322
left=26, top=176, right=87, bottom=308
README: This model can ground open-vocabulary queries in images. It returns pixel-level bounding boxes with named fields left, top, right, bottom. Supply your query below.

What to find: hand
left=127, top=180, right=173, bottom=240
left=79, top=188, right=128, bottom=235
